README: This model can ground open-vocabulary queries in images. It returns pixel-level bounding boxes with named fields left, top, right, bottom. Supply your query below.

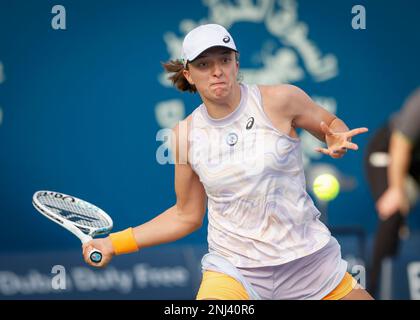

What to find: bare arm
left=133, top=120, right=207, bottom=248
left=260, top=84, right=368, bottom=158
left=82, top=118, right=207, bottom=265
left=132, top=121, right=207, bottom=248
left=376, top=88, right=420, bottom=219
left=388, top=131, right=413, bottom=189
left=288, top=86, right=342, bottom=141
left=376, top=131, right=413, bottom=219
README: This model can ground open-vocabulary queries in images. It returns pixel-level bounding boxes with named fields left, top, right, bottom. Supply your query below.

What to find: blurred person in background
left=364, top=87, right=420, bottom=297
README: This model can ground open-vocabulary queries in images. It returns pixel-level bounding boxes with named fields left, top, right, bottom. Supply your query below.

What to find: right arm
left=83, top=118, right=207, bottom=266
left=132, top=121, right=207, bottom=248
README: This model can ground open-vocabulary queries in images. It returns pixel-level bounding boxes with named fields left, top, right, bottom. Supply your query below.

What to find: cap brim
left=188, top=45, right=238, bottom=63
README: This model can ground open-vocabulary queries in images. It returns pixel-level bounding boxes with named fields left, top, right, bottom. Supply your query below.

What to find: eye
left=222, top=57, right=231, bottom=63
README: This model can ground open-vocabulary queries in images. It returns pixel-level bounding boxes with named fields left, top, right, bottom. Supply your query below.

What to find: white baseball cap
left=181, top=24, right=237, bottom=67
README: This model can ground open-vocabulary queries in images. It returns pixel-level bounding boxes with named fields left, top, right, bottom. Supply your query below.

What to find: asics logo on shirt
left=246, top=117, right=255, bottom=130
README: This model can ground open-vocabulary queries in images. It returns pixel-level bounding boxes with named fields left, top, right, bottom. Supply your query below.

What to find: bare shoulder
left=258, top=84, right=304, bottom=100
left=258, top=84, right=305, bottom=116
left=258, top=83, right=305, bottom=104
left=172, top=114, right=193, bottom=165
left=172, top=114, right=193, bottom=135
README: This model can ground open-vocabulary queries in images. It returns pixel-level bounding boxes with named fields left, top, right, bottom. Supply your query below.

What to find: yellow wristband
left=109, top=227, right=139, bottom=255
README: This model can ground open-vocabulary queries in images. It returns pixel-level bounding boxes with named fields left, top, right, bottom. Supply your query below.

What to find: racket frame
left=32, top=190, right=113, bottom=263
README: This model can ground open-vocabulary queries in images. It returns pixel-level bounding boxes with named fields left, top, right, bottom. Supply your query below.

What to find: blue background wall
left=0, top=0, right=419, bottom=299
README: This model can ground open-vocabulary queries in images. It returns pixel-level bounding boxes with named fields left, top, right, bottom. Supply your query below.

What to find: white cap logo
left=223, top=36, right=230, bottom=43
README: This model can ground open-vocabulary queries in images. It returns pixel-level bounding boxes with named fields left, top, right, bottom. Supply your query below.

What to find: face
left=183, top=47, right=239, bottom=101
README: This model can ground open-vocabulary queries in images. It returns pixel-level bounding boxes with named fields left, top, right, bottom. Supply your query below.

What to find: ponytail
left=161, top=60, right=197, bottom=93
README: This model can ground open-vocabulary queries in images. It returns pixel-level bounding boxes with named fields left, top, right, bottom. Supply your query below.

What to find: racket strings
left=39, top=196, right=110, bottom=229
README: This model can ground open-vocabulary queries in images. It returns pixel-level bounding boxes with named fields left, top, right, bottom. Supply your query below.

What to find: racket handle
left=89, top=249, right=103, bottom=263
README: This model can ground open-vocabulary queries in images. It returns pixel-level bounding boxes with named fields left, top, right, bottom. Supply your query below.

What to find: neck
left=201, top=83, right=242, bottom=119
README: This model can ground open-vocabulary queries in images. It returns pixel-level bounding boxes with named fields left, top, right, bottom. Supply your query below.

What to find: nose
left=212, top=62, right=223, bottom=78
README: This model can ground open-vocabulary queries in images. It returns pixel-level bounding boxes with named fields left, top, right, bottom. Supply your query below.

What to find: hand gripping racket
left=32, top=191, right=113, bottom=263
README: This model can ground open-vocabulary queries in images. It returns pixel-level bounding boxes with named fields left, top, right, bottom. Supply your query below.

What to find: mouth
left=211, top=82, right=226, bottom=87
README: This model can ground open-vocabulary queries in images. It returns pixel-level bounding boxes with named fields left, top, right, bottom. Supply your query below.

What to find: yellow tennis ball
left=312, top=174, right=340, bottom=201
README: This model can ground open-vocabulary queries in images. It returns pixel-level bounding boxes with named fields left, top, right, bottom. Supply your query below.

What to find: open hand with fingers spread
left=315, top=121, right=369, bottom=159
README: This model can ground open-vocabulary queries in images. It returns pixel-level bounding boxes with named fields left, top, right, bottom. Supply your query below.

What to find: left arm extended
left=287, top=85, right=368, bottom=158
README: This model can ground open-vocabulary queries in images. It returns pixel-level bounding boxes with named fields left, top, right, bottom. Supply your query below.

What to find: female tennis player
left=83, top=24, right=373, bottom=300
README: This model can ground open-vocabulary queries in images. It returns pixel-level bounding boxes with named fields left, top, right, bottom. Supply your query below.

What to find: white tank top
left=189, top=83, right=331, bottom=268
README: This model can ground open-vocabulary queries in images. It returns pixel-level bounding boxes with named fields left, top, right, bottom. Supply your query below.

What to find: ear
left=183, top=69, right=194, bottom=85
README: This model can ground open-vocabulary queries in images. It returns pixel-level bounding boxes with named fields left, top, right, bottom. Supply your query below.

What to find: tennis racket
left=32, top=190, right=113, bottom=263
